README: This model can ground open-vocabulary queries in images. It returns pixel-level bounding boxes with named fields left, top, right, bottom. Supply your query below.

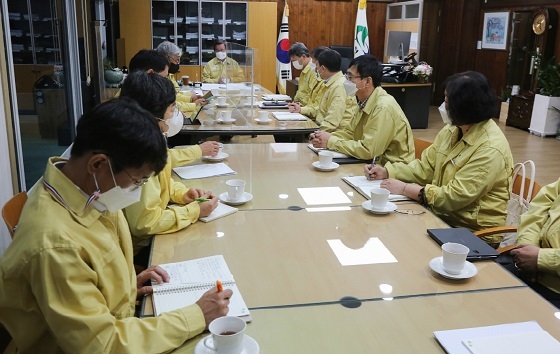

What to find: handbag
left=499, top=160, right=536, bottom=248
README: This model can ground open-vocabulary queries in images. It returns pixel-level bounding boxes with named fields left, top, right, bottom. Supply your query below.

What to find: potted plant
left=412, top=62, right=432, bottom=83
left=103, top=58, right=124, bottom=88
left=529, top=58, right=560, bottom=137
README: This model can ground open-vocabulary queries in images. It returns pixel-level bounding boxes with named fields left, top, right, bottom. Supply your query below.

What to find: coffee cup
left=218, top=142, right=224, bottom=155
left=219, top=110, right=233, bottom=121
left=318, top=151, right=334, bottom=168
left=203, top=316, right=246, bottom=354
left=441, top=242, right=469, bottom=275
left=181, top=75, right=189, bottom=86
left=217, top=96, right=227, bottom=106
left=370, top=188, right=390, bottom=209
left=226, top=179, right=246, bottom=202
left=193, top=81, right=202, bottom=88
left=258, top=111, right=270, bottom=121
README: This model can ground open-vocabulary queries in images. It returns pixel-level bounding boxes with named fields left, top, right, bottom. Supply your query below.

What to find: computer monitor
left=385, top=31, right=412, bottom=58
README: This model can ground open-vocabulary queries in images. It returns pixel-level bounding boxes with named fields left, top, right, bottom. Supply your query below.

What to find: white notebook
left=262, top=94, right=291, bottom=101
left=307, top=144, right=350, bottom=159
left=463, top=330, right=560, bottom=354
left=199, top=202, right=237, bottom=223
left=173, top=163, right=236, bottom=180
left=271, top=112, right=308, bottom=121
left=341, top=176, right=411, bottom=201
left=152, top=255, right=251, bottom=321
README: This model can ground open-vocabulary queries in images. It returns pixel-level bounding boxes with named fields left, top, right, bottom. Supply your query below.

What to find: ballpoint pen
left=195, top=197, right=210, bottom=202
left=369, top=156, right=378, bottom=178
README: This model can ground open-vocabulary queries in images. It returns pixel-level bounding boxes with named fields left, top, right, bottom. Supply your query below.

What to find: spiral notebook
left=152, top=255, right=251, bottom=321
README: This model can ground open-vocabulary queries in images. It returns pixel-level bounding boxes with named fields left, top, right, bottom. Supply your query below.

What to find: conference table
left=175, top=84, right=319, bottom=144
left=143, top=143, right=560, bottom=353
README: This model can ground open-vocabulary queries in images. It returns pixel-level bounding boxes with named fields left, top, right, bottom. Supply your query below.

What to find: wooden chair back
left=512, top=176, right=541, bottom=201
left=1, top=192, right=28, bottom=238
left=413, top=138, right=432, bottom=159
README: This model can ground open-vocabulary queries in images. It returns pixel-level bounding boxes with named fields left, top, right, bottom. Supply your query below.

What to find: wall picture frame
left=481, top=11, right=510, bottom=50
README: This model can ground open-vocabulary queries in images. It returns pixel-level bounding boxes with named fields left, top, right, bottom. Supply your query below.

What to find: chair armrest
left=497, top=243, right=519, bottom=254
left=473, top=226, right=518, bottom=238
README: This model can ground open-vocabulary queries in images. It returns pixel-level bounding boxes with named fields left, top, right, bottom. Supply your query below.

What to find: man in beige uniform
left=202, top=39, right=245, bottom=83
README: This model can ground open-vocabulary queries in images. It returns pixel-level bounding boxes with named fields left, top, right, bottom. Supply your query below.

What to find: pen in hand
left=369, top=156, right=378, bottom=178
left=216, top=280, right=223, bottom=292
left=195, top=197, right=210, bottom=202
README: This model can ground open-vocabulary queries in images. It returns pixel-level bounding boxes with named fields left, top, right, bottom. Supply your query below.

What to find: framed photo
left=481, top=11, right=510, bottom=50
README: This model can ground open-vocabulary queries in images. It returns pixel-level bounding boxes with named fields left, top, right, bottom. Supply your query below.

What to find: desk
left=171, top=288, right=560, bottom=353
left=146, top=143, right=559, bottom=352
left=382, top=83, right=432, bottom=129
left=175, top=86, right=318, bottom=144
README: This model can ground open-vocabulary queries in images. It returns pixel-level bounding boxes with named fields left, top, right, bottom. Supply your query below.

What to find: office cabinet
left=7, top=0, right=61, bottom=65
left=151, top=0, right=247, bottom=67
left=506, top=95, right=534, bottom=131
left=383, top=83, right=431, bottom=129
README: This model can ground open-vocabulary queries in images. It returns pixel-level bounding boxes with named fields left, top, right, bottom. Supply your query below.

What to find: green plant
left=103, top=58, right=115, bottom=71
left=537, top=58, right=560, bottom=97
left=498, top=86, right=511, bottom=102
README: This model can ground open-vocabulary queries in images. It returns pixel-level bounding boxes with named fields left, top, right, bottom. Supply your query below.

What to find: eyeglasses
left=344, top=73, right=364, bottom=81
left=167, top=56, right=180, bottom=65
left=123, top=169, right=151, bottom=189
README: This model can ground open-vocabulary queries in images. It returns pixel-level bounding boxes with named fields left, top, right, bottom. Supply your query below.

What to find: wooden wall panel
left=276, top=0, right=389, bottom=60
left=248, top=2, right=277, bottom=91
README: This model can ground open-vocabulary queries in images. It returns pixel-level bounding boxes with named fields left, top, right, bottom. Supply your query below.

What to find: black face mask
left=168, top=62, right=180, bottom=74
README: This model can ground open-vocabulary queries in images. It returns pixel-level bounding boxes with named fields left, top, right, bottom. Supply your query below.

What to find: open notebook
left=152, top=255, right=251, bottom=322
left=342, top=176, right=411, bottom=202
left=199, top=202, right=237, bottom=223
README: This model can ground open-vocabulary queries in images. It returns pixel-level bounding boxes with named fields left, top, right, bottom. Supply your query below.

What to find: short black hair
left=288, top=42, right=309, bottom=58
left=71, top=98, right=167, bottom=174
left=214, top=39, right=227, bottom=50
left=120, top=71, right=176, bottom=119
left=349, top=55, right=383, bottom=87
left=317, top=49, right=341, bottom=72
left=444, top=71, right=499, bottom=125
left=311, top=46, right=329, bottom=60
left=129, top=49, right=168, bottom=73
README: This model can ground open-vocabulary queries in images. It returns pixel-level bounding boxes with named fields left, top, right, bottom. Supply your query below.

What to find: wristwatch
left=418, top=187, right=426, bottom=205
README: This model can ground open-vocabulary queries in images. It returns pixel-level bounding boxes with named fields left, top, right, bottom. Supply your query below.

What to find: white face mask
left=292, top=59, right=304, bottom=70
left=216, top=51, right=227, bottom=61
left=438, top=102, right=452, bottom=125
left=164, top=109, right=183, bottom=137
left=93, top=161, right=143, bottom=213
left=343, top=80, right=358, bottom=96
left=309, top=61, right=316, bottom=71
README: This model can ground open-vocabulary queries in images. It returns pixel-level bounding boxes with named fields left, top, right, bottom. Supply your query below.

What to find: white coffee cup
left=258, top=111, right=270, bottom=121
left=226, top=179, right=246, bottom=201
left=203, top=316, right=246, bottom=354
left=370, top=188, right=390, bottom=209
left=217, top=96, right=227, bottom=106
left=318, top=151, right=334, bottom=167
left=218, top=142, right=224, bottom=155
left=441, top=242, right=469, bottom=275
left=219, top=110, right=233, bottom=121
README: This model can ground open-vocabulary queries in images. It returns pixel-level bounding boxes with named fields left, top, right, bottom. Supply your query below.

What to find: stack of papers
left=341, top=176, right=411, bottom=201
left=434, top=321, right=560, bottom=354
left=173, top=163, right=236, bottom=180
left=271, top=112, right=307, bottom=121
left=233, top=30, right=247, bottom=40
left=185, top=16, right=198, bottom=23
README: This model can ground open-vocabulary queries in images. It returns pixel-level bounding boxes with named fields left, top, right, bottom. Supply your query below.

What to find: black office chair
left=330, top=46, right=353, bottom=74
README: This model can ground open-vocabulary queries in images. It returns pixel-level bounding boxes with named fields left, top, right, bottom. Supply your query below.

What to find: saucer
left=202, top=152, right=229, bottom=162
left=195, top=334, right=260, bottom=354
left=219, top=192, right=253, bottom=206
left=215, top=103, right=230, bottom=108
left=429, top=256, right=478, bottom=280
left=254, top=118, right=271, bottom=125
left=312, top=161, right=339, bottom=171
left=217, top=119, right=235, bottom=124
left=361, top=201, right=397, bottom=215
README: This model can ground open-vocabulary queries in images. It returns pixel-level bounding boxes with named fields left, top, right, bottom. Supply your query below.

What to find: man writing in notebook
left=0, top=99, right=232, bottom=353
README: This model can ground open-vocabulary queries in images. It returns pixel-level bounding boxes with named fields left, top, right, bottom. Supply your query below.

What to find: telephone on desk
left=381, top=52, right=418, bottom=84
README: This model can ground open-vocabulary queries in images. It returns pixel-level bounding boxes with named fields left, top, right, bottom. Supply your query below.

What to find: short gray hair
left=288, top=42, right=309, bottom=58
left=156, top=41, right=182, bottom=57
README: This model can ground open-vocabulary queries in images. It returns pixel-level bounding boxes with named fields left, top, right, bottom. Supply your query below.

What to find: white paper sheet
left=297, top=187, right=352, bottom=205
left=328, top=237, right=398, bottom=266
left=434, top=321, right=546, bottom=354
left=173, top=163, right=236, bottom=180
